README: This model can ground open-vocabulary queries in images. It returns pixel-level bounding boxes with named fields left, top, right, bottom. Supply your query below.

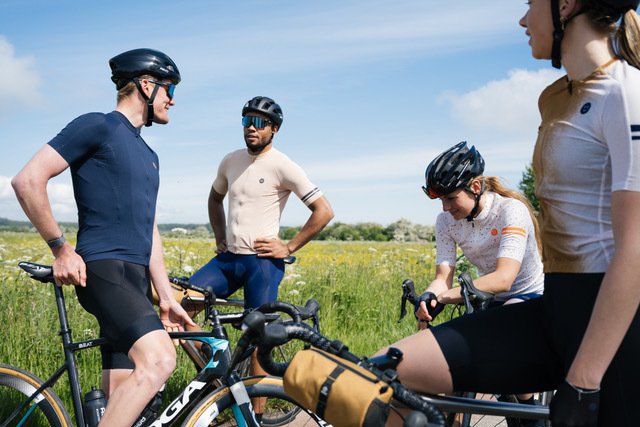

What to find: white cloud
left=177, top=1, right=526, bottom=80
left=441, top=68, right=563, bottom=134
left=0, top=36, right=43, bottom=119
left=0, top=176, right=13, bottom=199
left=0, top=175, right=76, bottom=221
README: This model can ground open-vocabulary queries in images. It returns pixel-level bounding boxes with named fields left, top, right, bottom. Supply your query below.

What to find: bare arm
left=254, top=195, right=334, bottom=258
left=12, top=145, right=86, bottom=286
left=208, top=186, right=227, bottom=253
left=149, top=221, right=195, bottom=334
left=566, top=190, right=640, bottom=389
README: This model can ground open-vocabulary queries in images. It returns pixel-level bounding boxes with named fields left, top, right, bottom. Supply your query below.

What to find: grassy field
left=0, top=231, right=456, bottom=419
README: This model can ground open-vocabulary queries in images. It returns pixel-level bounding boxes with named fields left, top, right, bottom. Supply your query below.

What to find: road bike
left=0, top=260, right=322, bottom=427
left=231, top=293, right=552, bottom=427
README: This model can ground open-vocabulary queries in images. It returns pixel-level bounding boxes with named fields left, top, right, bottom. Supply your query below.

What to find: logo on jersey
left=490, top=228, right=498, bottom=236
left=259, top=178, right=265, bottom=184
left=580, top=103, right=591, bottom=114
left=632, top=125, right=640, bottom=141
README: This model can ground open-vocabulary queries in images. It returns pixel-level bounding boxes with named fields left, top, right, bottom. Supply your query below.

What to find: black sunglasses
left=148, top=79, right=176, bottom=100
left=242, top=116, right=273, bottom=129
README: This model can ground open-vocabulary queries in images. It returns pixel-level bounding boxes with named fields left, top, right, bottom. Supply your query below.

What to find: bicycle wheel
left=182, top=376, right=325, bottom=427
left=0, top=363, right=72, bottom=427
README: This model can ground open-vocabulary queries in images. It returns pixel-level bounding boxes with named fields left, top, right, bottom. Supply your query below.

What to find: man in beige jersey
left=188, top=97, right=333, bottom=383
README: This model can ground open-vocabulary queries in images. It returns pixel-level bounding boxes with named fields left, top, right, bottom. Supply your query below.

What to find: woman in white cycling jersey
left=382, top=1, right=640, bottom=426
left=416, top=141, right=543, bottom=315
left=415, top=141, right=545, bottom=427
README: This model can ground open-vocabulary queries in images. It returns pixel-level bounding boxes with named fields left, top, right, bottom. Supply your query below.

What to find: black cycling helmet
left=109, top=48, right=181, bottom=127
left=242, top=96, right=283, bottom=128
left=423, top=141, right=485, bottom=200
left=549, top=0, right=639, bottom=68
left=109, top=48, right=181, bottom=90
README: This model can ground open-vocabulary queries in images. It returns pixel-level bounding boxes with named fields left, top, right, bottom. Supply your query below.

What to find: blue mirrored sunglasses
left=242, top=116, right=272, bottom=129
left=148, top=79, right=176, bottom=100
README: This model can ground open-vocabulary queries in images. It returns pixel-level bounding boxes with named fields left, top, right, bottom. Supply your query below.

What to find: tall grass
left=0, top=231, right=454, bottom=418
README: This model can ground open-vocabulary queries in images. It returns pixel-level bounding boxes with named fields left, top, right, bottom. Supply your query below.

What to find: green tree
left=518, top=163, right=540, bottom=214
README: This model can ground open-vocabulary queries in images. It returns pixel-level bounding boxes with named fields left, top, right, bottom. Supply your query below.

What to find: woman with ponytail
left=379, top=2, right=640, bottom=426
left=416, top=142, right=544, bottom=314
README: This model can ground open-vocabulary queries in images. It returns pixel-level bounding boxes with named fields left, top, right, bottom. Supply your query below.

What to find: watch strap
left=47, top=235, right=66, bottom=249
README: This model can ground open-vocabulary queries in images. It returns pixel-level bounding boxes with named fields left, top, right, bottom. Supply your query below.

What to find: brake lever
left=399, top=279, right=418, bottom=322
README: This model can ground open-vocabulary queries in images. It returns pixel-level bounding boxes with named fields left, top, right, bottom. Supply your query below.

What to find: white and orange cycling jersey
left=533, top=58, right=640, bottom=273
left=213, top=147, right=322, bottom=254
left=435, top=192, right=544, bottom=302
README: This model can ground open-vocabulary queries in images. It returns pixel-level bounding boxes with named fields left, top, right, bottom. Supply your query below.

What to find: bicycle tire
left=0, top=363, right=72, bottom=427
left=182, top=376, right=324, bottom=427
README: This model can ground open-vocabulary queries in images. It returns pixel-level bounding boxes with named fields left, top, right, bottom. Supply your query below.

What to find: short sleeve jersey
left=533, top=59, right=640, bottom=273
left=213, top=148, right=322, bottom=254
left=48, top=111, right=159, bottom=265
left=435, top=192, right=544, bottom=302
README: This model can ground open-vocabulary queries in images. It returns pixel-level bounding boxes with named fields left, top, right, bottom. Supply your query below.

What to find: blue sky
left=0, top=0, right=563, bottom=227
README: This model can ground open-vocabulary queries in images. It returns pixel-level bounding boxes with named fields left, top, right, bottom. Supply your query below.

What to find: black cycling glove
left=414, top=291, right=445, bottom=321
left=549, top=379, right=599, bottom=427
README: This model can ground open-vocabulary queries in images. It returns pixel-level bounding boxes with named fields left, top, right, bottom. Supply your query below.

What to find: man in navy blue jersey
left=12, top=48, right=195, bottom=426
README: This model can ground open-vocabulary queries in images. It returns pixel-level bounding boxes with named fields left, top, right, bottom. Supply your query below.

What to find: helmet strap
left=551, top=0, right=564, bottom=69
left=133, top=78, right=160, bottom=127
left=550, top=0, right=587, bottom=69
left=465, top=180, right=485, bottom=223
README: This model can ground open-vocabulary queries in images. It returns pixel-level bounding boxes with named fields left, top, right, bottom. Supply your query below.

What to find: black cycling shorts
left=431, top=273, right=640, bottom=426
left=75, top=259, right=164, bottom=370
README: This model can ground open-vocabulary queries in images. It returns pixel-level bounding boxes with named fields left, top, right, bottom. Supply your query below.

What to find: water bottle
left=84, top=386, right=107, bottom=427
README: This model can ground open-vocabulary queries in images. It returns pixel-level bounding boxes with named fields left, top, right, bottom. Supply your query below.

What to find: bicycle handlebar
left=399, top=274, right=496, bottom=322
left=232, top=312, right=445, bottom=426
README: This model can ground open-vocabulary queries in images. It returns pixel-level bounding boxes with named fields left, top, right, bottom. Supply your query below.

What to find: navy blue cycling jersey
left=48, top=111, right=159, bottom=265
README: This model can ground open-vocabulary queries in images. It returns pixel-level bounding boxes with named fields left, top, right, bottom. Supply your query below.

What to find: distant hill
left=0, top=217, right=79, bottom=233
left=0, top=218, right=434, bottom=242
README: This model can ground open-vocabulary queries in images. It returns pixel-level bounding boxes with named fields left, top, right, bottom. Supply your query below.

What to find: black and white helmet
left=423, top=141, right=485, bottom=199
left=242, top=96, right=283, bottom=127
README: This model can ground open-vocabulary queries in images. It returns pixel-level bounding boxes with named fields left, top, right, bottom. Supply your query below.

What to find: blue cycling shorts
left=188, top=252, right=285, bottom=309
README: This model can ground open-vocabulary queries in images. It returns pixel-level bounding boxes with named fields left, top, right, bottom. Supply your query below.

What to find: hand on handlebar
left=414, top=291, right=445, bottom=327
left=550, top=379, right=599, bottom=427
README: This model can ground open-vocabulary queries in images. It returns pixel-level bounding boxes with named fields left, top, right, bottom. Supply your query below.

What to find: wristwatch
left=46, top=234, right=66, bottom=249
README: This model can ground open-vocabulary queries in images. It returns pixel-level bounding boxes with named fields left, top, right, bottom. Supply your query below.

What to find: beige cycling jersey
left=435, top=192, right=544, bottom=302
left=213, top=147, right=322, bottom=254
left=533, top=59, right=640, bottom=273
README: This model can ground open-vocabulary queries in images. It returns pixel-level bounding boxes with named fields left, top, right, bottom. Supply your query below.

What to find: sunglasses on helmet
left=422, top=185, right=443, bottom=200
left=242, top=116, right=273, bottom=129
left=148, top=79, right=176, bottom=100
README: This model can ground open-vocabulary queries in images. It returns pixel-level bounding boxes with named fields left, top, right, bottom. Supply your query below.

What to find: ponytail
left=478, top=176, right=542, bottom=253
left=616, top=9, right=640, bottom=69
left=582, top=1, right=640, bottom=69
